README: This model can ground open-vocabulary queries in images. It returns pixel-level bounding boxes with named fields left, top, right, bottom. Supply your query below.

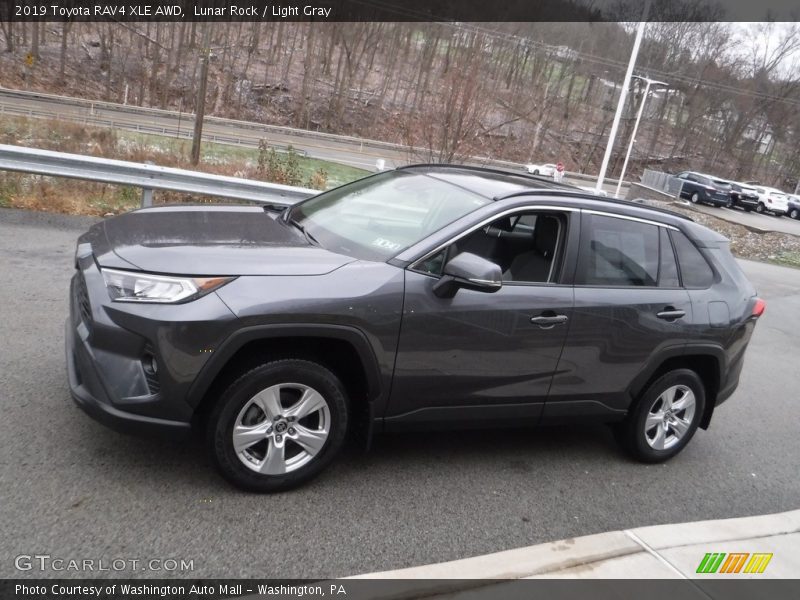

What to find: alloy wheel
left=643, top=385, right=696, bottom=451
left=232, top=383, right=331, bottom=475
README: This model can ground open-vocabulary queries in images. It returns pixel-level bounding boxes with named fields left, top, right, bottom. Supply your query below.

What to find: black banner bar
left=2, top=0, right=799, bottom=23
left=3, top=579, right=800, bottom=600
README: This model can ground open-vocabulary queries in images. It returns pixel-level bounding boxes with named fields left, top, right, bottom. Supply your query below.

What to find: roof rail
left=396, top=163, right=577, bottom=190
left=496, top=189, right=694, bottom=221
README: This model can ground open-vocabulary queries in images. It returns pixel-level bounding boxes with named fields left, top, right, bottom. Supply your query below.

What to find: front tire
left=790, top=208, right=799, bottom=220
left=208, top=359, right=349, bottom=492
left=756, top=202, right=766, bottom=214
left=615, top=369, right=705, bottom=463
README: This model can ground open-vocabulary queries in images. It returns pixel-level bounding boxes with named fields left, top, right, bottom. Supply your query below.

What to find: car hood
left=83, top=205, right=357, bottom=276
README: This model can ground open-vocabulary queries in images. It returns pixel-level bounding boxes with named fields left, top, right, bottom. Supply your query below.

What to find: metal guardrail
left=0, top=144, right=317, bottom=207
left=641, top=168, right=684, bottom=197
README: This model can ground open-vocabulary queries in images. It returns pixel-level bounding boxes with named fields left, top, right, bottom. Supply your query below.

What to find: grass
left=117, top=131, right=370, bottom=188
left=0, top=116, right=370, bottom=216
left=770, top=251, right=800, bottom=269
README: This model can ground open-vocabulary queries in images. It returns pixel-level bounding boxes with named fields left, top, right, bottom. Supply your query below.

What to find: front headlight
left=101, top=268, right=235, bottom=303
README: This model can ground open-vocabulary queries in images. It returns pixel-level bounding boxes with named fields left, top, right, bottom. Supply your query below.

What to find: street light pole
left=614, top=76, right=669, bottom=198
left=595, top=0, right=651, bottom=193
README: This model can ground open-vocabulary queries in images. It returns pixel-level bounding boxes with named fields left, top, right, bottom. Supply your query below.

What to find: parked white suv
left=753, top=186, right=789, bottom=216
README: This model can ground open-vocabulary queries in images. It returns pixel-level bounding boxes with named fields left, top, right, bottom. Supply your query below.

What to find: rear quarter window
left=670, top=230, right=714, bottom=288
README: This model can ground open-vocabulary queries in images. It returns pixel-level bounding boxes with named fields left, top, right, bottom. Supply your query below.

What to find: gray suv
left=66, top=166, right=765, bottom=491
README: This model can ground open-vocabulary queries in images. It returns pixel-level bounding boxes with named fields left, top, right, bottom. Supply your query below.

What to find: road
left=686, top=201, right=800, bottom=236
left=0, top=87, right=617, bottom=192
left=1, top=208, right=798, bottom=579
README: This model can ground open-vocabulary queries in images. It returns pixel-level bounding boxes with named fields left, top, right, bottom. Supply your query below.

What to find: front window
left=288, top=171, right=491, bottom=261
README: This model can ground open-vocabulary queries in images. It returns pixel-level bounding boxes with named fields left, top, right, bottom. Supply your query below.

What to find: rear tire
left=615, top=369, right=706, bottom=463
left=690, top=192, right=700, bottom=204
left=207, top=359, right=349, bottom=492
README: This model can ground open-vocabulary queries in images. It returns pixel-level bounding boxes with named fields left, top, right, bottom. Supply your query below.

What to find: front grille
left=144, top=370, right=160, bottom=395
left=76, top=273, right=93, bottom=333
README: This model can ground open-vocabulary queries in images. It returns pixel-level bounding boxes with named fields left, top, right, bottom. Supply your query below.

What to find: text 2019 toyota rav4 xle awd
left=67, top=166, right=764, bottom=491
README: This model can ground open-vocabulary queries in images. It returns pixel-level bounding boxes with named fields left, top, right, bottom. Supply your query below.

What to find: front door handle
left=656, top=308, right=686, bottom=321
left=530, top=314, right=569, bottom=328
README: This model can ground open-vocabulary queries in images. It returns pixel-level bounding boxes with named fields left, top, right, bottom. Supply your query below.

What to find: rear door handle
left=656, top=308, right=686, bottom=321
left=530, top=314, right=569, bottom=327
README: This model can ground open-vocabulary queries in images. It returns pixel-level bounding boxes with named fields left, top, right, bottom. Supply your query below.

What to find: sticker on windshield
left=371, top=237, right=403, bottom=251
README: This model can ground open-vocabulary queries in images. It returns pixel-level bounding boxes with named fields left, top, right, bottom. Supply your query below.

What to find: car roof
left=397, top=164, right=692, bottom=223
left=398, top=164, right=571, bottom=197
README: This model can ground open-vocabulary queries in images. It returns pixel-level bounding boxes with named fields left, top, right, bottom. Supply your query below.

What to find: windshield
left=288, top=171, right=491, bottom=260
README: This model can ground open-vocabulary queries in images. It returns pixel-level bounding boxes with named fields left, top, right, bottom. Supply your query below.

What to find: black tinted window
left=670, top=230, right=714, bottom=288
left=577, top=214, right=659, bottom=286
left=659, top=228, right=680, bottom=287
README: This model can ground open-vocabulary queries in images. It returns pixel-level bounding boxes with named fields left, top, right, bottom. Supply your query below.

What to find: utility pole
left=595, top=0, right=651, bottom=193
left=191, top=24, right=211, bottom=166
left=614, top=76, right=669, bottom=198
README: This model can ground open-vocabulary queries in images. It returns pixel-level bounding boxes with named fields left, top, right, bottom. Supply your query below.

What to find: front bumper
left=66, top=318, right=191, bottom=438
left=65, top=251, right=238, bottom=438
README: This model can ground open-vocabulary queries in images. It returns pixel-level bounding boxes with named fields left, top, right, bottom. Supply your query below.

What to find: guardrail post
left=141, top=187, right=153, bottom=208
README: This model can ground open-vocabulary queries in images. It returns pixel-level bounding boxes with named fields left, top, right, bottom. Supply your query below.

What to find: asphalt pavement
left=0, top=207, right=798, bottom=579
left=686, top=202, right=800, bottom=236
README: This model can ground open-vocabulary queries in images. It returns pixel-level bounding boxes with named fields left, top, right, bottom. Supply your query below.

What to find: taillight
left=752, top=297, right=766, bottom=317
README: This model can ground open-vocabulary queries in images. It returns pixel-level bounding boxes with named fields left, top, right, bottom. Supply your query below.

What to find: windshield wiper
left=288, top=218, right=320, bottom=246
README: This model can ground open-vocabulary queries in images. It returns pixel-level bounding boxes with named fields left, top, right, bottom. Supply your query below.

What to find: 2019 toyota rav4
left=66, top=166, right=764, bottom=491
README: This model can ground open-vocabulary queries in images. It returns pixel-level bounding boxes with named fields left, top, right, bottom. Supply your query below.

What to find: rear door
left=544, top=211, right=692, bottom=421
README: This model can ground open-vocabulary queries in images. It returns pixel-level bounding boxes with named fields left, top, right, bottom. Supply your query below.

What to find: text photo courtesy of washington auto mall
left=0, top=1, right=799, bottom=599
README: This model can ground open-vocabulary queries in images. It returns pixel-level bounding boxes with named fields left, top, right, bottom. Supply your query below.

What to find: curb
left=349, top=509, right=800, bottom=580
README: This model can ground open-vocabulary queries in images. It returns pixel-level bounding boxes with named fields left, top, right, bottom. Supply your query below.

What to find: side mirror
left=432, top=252, right=503, bottom=298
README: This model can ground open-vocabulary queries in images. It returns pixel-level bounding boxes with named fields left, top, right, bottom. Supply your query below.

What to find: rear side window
left=670, top=230, right=714, bottom=288
left=576, top=214, right=659, bottom=286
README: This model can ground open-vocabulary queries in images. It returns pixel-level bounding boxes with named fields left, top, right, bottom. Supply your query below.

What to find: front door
left=384, top=209, right=576, bottom=429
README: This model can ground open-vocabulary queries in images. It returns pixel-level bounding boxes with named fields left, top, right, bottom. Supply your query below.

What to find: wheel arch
left=188, top=324, right=383, bottom=445
left=629, top=346, right=724, bottom=430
